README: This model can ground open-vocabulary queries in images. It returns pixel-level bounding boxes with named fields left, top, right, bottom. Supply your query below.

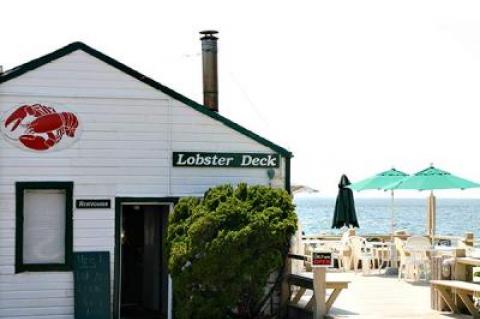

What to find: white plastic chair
left=396, top=237, right=412, bottom=280
left=331, top=230, right=353, bottom=270
left=404, top=236, right=431, bottom=280
left=372, top=243, right=391, bottom=272
left=348, top=236, right=373, bottom=274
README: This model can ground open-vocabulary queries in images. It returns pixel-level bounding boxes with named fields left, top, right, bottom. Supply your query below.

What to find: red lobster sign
left=1, top=104, right=80, bottom=151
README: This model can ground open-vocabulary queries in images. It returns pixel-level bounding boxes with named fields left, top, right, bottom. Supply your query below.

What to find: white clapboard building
left=0, top=33, right=291, bottom=319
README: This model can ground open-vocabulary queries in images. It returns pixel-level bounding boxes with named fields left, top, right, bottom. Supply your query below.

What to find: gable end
left=0, top=42, right=292, bottom=157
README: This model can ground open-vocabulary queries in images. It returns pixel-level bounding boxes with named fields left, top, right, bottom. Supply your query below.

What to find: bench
left=431, top=280, right=480, bottom=318
left=288, top=272, right=350, bottom=317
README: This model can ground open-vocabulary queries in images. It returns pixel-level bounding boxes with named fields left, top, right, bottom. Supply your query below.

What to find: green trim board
left=113, top=198, right=121, bottom=319
left=0, top=41, right=292, bottom=157
left=285, top=156, right=291, bottom=194
left=15, top=181, right=74, bottom=273
left=113, top=197, right=178, bottom=319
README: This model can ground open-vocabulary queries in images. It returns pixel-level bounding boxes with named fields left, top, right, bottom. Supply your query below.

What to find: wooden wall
left=0, top=50, right=286, bottom=318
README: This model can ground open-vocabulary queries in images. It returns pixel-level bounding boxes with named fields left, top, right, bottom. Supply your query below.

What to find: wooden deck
left=296, top=272, right=472, bottom=318
left=330, top=273, right=472, bottom=318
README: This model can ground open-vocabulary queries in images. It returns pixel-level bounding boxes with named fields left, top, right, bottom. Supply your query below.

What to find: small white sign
left=312, top=250, right=333, bottom=268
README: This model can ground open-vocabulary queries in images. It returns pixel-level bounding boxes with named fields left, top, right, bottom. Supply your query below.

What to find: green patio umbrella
left=332, top=175, right=359, bottom=229
left=348, top=168, right=409, bottom=238
left=386, top=166, right=480, bottom=190
left=386, top=165, right=480, bottom=237
left=348, top=168, right=409, bottom=274
left=349, top=168, right=408, bottom=191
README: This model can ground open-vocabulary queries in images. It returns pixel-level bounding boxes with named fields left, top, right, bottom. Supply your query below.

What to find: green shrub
left=167, top=183, right=297, bottom=319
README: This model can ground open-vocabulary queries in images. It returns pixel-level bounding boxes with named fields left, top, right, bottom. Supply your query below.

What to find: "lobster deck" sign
left=1, top=104, right=82, bottom=152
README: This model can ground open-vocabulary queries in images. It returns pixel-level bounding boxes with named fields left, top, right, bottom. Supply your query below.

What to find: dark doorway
left=119, top=204, right=170, bottom=319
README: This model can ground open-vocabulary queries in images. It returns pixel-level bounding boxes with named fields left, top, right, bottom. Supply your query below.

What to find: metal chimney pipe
left=200, top=30, right=219, bottom=112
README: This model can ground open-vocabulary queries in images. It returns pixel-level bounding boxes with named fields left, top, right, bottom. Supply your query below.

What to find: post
left=431, top=253, right=452, bottom=311
left=454, top=249, right=467, bottom=280
left=385, top=190, right=398, bottom=275
left=463, top=232, right=475, bottom=247
left=311, top=250, right=332, bottom=318
left=280, top=254, right=292, bottom=318
left=452, top=249, right=468, bottom=313
left=313, top=267, right=327, bottom=319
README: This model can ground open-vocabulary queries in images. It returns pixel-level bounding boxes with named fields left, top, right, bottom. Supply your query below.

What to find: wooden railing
left=303, top=233, right=477, bottom=247
left=303, top=234, right=392, bottom=242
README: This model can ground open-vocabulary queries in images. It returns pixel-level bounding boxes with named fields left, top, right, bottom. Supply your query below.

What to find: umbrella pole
left=426, top=191, right=436, bottom=239
left=431, top=191, right=436, bottom=242
left=426, top=194, right=430, bottom=237
left=390, top=190, right=395, bottom=241
left=385, top=190, right=398, bottom=275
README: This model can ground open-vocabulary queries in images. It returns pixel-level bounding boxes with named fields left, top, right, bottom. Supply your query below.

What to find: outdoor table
left=432, top=246, right=459, bottom=252
left=303, top=239, right=324, bottom=250
left=427, top=246, right=462, bottom=258
left=304, top=239, right=340, bottom=247
left=359, top=242, right=388, bottom=272
left=366, top=242, right=389, bottom=253
left=367, top=242, right=389, bottom=248
left=369, top=242, right=393, bottom=270
left=430, top=248, right=480, bottom=316
left=405, top=246, right=470, bottom=281
left=296, top=271, right=351, bottom=318
left=456, top=257, right=480, bottom=267
left=431, top=280, right=480, bottom=317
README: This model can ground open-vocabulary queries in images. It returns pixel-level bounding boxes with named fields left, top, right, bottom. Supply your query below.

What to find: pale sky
left=2, top=0, right=480, bottom=197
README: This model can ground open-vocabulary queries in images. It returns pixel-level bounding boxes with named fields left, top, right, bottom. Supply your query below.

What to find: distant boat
left=292, top=185, right=319, bottom=194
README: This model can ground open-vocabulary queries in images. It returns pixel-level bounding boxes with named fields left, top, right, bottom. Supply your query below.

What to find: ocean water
left=295, top=195, right=480, bottom=238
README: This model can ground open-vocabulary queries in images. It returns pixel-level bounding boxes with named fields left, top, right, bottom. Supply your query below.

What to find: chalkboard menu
left=74, top=252, right=110, bottom=319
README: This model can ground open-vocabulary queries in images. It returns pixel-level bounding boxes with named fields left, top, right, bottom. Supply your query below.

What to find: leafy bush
left=167, top=183, right=297, bottom=319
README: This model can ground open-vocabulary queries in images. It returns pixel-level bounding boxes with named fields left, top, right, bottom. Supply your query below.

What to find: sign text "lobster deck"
left=173, top=152, right=279, bottom=168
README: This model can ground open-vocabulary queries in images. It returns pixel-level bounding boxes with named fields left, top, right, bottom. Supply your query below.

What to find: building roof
left=0, top=42, right=292, bottom=157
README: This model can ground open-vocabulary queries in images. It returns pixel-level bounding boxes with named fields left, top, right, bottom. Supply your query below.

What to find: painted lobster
left=4, top=104, right=79, bottom=151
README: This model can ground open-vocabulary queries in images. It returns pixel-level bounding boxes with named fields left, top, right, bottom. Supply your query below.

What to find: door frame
left=113, top=197, right=178, bottom=319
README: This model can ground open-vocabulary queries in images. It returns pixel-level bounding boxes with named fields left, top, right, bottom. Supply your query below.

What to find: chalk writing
left=74, top=252, right=110, bottom=319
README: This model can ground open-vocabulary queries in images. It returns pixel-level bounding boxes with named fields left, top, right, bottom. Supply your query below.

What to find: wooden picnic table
left=431, top=249, right=480, bottom=317
left=456, top=257, right=480, bottom=267
left=284, top=254, right=351, bottom=319
left=431, top=280, right=480, bottom=317
left=289, top=270, right=350, bottom=319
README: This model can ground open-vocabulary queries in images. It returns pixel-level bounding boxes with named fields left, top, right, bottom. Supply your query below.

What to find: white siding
left=0, top=50, right=286, bottom=318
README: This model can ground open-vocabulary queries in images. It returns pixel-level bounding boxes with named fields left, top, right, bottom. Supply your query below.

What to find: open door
left=117, top=203, right=171, bottom=319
